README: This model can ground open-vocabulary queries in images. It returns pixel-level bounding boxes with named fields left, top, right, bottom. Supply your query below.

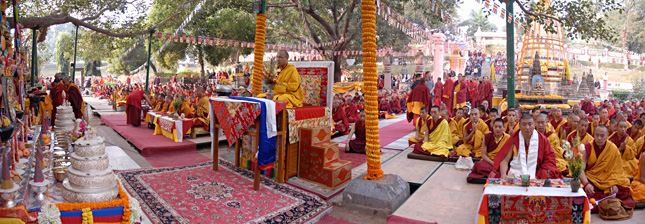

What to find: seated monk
left=490, top=115, right=563, bottom=179
left=154, top=94, right=166, bottom=111
left=567, top=118, right=594, bottom=146
left=345, top=110, right=366, bottom=153
left=415, top=106, right=452, bottom=157
left=561, top=114, right=579, bottom=140
left=378, top=97, right=390, bottom=118
left=630, top=153, right=645, bottom=202
left=581, top=125, right=635, bottom=211
left=487, top=108, right=500, bottom=132
left=179, top=95, right=194, bottom=117
left=344, top=97, right=360, bottom=123
left=455, top=108, right=490, bottom=157
left=166, top=96, right=177, bottom=114
left=408, top=107, right=428, bottom=147
left=479, top=105, right=489, bottom=123
left=608, top=119, right=617, bottom=136
left=611, top=121, right=639, bottom=178
left=536, top=113, right=568, bottom=173
left=160, top=96, right=172, bottom=113
left=467, top=118, right=510, bottom=181
left=630, top=120, right=643, bottom=140
left=504, top=109, right=520, bottom=135
left=442, top=109, right=461, bottom=146
left=587, top=113, right=600, bottom=135
left=192, top=87, right=210, bottom=130
left=389, top=96, right=402, bottom=114
left=271, top=50, right=304, bottom=108
left=332, top=100, right=350, bottom=133
left=550, top=107, right=567, bottom=135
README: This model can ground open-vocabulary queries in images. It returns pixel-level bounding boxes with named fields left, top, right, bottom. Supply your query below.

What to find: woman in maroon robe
left=125, top=90, right=150, bottom=127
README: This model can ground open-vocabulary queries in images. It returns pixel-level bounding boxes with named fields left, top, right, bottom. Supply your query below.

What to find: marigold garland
left=251, top=13, right=267, bottom=96
left=55, top=180, right=132, bottom=224
left=361, top=0, right=383, bottom=180
left=81, top=208, right=93, bottom=224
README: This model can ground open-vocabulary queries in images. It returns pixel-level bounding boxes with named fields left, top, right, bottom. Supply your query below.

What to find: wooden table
left=211, top=102, right=288, bottom=191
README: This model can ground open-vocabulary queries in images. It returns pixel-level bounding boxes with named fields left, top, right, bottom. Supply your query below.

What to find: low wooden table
left=211, top=99, right=288, bottom=191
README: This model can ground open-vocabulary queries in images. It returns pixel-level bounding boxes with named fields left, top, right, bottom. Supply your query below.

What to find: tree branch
left=10, top=1, right=189, bottom=42
left=513, top=0, right=562, bottom=23
left=341, top=0, right=358, bottom=41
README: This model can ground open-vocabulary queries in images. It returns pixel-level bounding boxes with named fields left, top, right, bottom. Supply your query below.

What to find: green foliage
left=177, top=71, right=199, bottom=77
left=55, top=32, right=75, bottom=75
left=460, top=9, right=497, bottom=42
left=605, top=0, right=645, bottom=53
left=487, top=0, right=622, bottom=42
left=599, top=62, right=625, bottom=70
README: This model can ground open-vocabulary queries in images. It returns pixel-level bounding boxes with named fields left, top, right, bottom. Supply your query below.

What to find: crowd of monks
left=404, top=72, right=645, bottom=211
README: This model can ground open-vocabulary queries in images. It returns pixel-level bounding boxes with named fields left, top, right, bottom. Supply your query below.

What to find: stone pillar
left=384, top=53, right=393, bottom=90
left=432, top=33, right=446, bottom=82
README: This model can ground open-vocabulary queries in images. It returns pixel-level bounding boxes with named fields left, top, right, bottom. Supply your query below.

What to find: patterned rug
left=117, top=159, right=331, bottom=224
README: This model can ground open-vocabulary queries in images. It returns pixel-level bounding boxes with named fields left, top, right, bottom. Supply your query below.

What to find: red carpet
left=144, top=151, right=211, bottom=168
left=336, top=119, right=413, bottom=150
left=101, top=115, right=197, bottom=156
left=378, top=119, right=414, bottom=148
left=117, top=159, right=331, bottom=224
left=339, top=150, right=366, bottom=169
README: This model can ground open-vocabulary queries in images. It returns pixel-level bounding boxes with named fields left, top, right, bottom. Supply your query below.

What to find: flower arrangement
left=172, top=99, right=183, bottom=115
left=55, top=179, right=137, bottom=224
left=562, top=137, right=585, bottom=179
left=262, top=58, right=279, bottom=87
left=38, top=204, right=62, bottom=224
left=81, top=208, right=93, bottom=224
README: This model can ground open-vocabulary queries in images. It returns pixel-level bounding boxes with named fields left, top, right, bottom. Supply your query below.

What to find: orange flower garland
left=361, top=0, right=383, bottom=180
left=251, top=13, right=267, bottom=96
left=55, top=180, right=132, bottom=224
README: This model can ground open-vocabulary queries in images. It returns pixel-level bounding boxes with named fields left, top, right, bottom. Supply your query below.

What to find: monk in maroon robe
left=126, top=90, right=150, bottom=127
left=379, top=98, right=391, bottom=119
left=468, top=79, right=478, bottom=106
left=442, top=75, right=455, bottom=114
left=490, top=115, right=563, bottom=179
left=64, top=78, right=84, bottom=119
left=389, top=96, right=401, bottom=114
left=581, top=97, right=597, bottom=115
left=454, top=75, right=468, bottom=111
left=51, top=80, right=67, bottom=125
left=467, top=118, right=510, bottom=181
left=344, top=99, right=360, bottom=123
left=333, top=100, right=350, bottom=133
left=406, top=79, right=432, bottom=123
left=345, top=111, right=366, bottom=154
left=433, top=78, right=443, bottom=106
left=481, top=76, right=494, bottom=109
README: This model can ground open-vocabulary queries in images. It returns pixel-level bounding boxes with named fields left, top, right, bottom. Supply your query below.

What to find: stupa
left=516, top=0, right=567, bottom=95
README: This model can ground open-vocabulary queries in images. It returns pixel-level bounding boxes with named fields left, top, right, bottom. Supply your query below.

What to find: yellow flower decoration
left=251, top=13, right=267, bottom=96
left=361, top=0, right=383, bottom=180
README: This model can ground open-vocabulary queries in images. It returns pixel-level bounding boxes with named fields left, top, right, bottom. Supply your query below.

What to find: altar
left=146, top=111, right=193, bottom=143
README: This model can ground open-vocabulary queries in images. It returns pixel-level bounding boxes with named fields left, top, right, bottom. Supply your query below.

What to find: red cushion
left=292, top=106, right=326, bottom=121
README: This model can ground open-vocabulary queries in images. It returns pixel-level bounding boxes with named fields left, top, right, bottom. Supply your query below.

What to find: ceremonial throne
left=236, top=61, right=351, bottom=188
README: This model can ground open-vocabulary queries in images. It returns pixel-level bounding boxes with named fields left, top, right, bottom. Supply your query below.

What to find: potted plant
left=262, top=58, right=278, bottom=99
left=562, top=137, right=585, bottom=192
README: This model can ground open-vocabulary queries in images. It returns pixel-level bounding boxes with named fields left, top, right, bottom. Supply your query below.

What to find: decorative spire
left=1, top=149, right=14, bottom=189
left=33, top=154, right=44, bottom=183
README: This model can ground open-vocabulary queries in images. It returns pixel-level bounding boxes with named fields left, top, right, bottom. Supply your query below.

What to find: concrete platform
left=381, top=148, right=441, bottom=185
left=390, top=163, right=482, bottom=224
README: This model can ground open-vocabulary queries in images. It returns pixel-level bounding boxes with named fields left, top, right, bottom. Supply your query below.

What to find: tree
left=486, top=0, right=623, bottom=42
left=11, top=0, right=189, bottom=42
left=460, top=9, right=497, bottom=42
left=269, top=0, right=455, bottom=81
left=55, top=32, right=74, bottom=75
left=606, top=0, right=645, bottom=53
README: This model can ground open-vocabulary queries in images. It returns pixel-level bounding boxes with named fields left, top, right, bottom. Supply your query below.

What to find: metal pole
left=261, top=0, right=266, bottom=14
left=506, top=0, right=515, bottom=108
left=31, top=27, right=39, bottom=87
left=72, top=24, right=79, bottom=82
left=145, top=30, right=153, bottom=92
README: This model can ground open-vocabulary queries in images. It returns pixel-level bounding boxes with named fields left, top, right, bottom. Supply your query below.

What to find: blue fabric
left=56, top=206, right=124, bottom=217
left=228, top=96, right=276, bottom=169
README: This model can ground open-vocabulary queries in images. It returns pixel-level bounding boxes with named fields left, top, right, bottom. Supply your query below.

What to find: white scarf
left=509, top=130, right=539, bottom=178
